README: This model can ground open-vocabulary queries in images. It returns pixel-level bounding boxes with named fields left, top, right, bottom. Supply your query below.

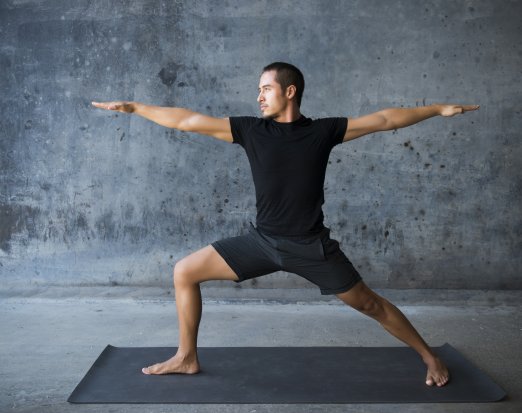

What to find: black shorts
left=211, top=223, right=362, bottom=295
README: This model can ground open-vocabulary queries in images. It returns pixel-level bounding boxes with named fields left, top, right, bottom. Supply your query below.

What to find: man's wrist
left=131, top=102, right=143, bottom=114
left=430, top=104, right=443, bottom=116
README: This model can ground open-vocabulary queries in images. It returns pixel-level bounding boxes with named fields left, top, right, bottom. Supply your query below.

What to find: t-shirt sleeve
left=229, top=116, right=258, bottom=147
left=328, top=117, right=348, bottom=147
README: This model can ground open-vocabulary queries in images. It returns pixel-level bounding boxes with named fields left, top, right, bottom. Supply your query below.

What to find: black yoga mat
left=68, top=344, right=505, bottom=404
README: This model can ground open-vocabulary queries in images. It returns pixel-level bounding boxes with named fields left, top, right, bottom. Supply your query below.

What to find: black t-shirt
left=230, top=115, right=348, bottom=238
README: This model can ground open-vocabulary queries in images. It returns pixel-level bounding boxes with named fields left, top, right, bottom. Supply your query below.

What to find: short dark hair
left=262, top=62, right=305, bottom=108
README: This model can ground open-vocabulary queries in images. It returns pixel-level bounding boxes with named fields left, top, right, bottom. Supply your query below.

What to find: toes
left=428, top=374, right=449, bottom=387
left=437, top=373, right=449, bottom=386
left=143, top=363, right=161, bottom=375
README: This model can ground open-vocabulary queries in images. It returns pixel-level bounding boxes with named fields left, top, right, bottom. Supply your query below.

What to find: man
left=92, top=62, right=479, bottom=387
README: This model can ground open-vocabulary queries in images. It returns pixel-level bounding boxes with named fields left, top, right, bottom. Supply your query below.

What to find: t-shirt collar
left=269, top=114, right=307, bottom=127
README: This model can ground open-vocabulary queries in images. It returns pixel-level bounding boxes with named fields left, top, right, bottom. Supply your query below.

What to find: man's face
left=257, top=70, right=287, bottom=119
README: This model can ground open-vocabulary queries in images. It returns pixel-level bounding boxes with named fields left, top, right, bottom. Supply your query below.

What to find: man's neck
left=272, top=107, right=302, bottom=123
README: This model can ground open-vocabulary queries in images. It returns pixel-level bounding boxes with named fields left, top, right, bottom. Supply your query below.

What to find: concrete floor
left=0, top=287, right=521, bottom=413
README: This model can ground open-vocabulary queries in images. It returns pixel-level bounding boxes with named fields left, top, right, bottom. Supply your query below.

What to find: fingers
left=461, top=104, right=480, bottom=113
left=91, top=101, right=134, bottom=113
left=454, top=104, right=480, bottom=115
left=440, top=104, right=480, bottom=117
left=91, top=101, right=121, bottom=111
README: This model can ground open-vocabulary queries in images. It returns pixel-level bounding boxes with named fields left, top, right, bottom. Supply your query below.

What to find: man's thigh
left=176, top=244, right=240, bottom=283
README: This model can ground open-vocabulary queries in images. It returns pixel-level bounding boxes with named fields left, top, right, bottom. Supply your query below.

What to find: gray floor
left=1, top=287, right=521, bottom=413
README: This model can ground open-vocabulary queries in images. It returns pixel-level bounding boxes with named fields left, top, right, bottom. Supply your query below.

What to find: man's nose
left=257, top=93, right=263, bottom=102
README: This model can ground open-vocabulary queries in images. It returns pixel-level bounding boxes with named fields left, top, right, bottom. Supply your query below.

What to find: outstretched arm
left=343, top=104, right=479, bottom=142
left=91, top=101, right=233, bottom=142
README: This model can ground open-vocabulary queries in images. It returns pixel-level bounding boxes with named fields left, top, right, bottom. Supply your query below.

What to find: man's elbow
left=177, top=117, right=196, bottom=132
left=378, top=110, right=398, bottom=131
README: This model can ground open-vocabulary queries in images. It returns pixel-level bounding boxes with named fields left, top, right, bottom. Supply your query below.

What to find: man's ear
left=286, top=85, right=297, bottom=100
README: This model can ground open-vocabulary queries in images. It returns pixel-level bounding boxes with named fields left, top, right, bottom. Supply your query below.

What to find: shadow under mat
left=68, top=344, right=505, bottom=404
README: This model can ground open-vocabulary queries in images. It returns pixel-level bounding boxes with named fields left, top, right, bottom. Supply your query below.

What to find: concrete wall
left=1, top=0, right=521, bottom=290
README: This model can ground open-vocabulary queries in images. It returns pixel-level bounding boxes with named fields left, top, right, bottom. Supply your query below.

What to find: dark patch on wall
left=95, top=211, right=118, bottom=241
left=75, top=213, right=89, bottom=231
left=0, top=204, right=40, bottom=253
left=158, top=62, right=182, bottom=87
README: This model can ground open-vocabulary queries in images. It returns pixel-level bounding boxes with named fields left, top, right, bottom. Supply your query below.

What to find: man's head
left=258, top=62, right=305, bottom=119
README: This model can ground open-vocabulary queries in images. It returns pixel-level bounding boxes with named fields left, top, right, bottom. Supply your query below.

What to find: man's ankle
left=175, top=349, right=198, bottom=360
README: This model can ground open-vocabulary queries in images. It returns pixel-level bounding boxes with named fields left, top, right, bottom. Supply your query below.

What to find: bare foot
left=142, top=353, right=200, bottom=375
left=424, top=355, right=449, bottom=387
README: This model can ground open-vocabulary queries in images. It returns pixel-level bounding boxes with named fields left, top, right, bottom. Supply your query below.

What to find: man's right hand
left=92, top=101, right=135, bottom=113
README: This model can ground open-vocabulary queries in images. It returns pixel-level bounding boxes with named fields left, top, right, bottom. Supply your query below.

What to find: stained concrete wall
left=1, top=0, right=521, bottom=290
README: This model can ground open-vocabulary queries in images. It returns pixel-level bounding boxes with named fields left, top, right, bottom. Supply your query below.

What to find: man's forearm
left=380, top=104, right=442, bottom=131
left=133, top=103, right=197, bottom=130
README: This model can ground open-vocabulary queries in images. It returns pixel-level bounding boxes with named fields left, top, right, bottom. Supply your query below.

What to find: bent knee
left=353, top=296, right=385, bottom=318
left=173, top=259, right=196, bottom=287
